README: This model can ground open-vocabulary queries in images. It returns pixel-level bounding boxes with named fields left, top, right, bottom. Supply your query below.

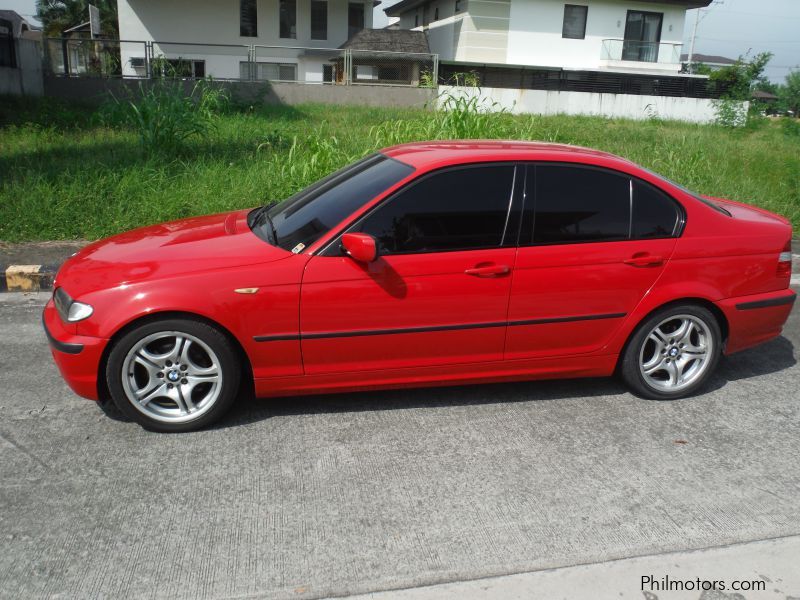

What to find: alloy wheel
left=121, top=331, right=223, bottom=424
left=638, top=314, right=714, bottom=393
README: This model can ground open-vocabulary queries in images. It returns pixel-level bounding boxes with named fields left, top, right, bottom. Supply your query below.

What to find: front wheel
left=620, top=304, right=722, bottom=400
left=106, top=318, right=240, bottom=432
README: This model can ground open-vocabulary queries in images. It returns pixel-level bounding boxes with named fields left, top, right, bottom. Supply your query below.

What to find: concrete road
left=1, top=290, right=799, bottom=600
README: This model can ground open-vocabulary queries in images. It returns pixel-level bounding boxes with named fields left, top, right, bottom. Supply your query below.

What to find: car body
left=43, top=141, right=796, bottom=431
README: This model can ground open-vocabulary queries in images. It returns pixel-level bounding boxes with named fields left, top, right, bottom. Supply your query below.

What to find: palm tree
left=36, top=0, right=118, bottom=37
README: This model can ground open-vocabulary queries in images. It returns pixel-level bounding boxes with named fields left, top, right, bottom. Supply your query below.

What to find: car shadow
left=211, top=335, right=797, bottom=431
left=97, top=335, right=796, bottom=430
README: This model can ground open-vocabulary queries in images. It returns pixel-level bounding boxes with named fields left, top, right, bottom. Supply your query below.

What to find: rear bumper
left=43, top=301, right=107, bottom=400
left=718, top=289, right=796, bottom=354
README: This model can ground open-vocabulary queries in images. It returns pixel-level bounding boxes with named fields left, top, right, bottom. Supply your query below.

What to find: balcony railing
left=601, top=39, right=682, bottom=66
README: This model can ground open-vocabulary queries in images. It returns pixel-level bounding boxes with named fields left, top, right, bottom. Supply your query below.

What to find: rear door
left=300, top=163, right=521, bottom=374
left=505, top=163, right=681, bottom=359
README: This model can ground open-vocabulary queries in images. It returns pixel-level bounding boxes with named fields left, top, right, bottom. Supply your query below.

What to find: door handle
left=464, top=264, right=511, bottom=277
left=624, top=254, right=664, bottom=267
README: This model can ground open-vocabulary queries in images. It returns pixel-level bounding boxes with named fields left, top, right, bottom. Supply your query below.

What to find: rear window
left=638, top=167, right=730, bottom=217
left=632, top=180, right=681, bottom=238
left=693, top=195, right=732, bottom=217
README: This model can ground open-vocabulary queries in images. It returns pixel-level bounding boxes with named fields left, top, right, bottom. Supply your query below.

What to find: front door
left=623, top=10, right=663, bottom=63
left=300, top=163, right=521, bottom=374
left=506, top=163, right=681, bottom=360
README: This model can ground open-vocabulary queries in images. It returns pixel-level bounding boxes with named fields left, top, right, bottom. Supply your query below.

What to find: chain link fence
left=43, top=38, right=438, bottom=88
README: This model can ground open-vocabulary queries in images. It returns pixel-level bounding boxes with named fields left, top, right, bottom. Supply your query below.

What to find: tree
left=36, top=0, right=118, bottom=37
left=780, top=70, right=800, bottom=116
left=709, top=51, right=773, bottom=100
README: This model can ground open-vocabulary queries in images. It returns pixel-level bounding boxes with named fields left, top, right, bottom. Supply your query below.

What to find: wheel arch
left=615, top=297, right=729, bottom=374
left=96, top=310, right=255, bottom=402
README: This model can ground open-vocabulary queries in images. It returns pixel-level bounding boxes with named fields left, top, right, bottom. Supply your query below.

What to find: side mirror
left=341, top=233, right=378, bottom=263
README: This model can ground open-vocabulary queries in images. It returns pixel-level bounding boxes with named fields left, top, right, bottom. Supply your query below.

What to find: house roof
left=0, top=10, right=38, bottom=38
left=680, top=53, right=736, bottom=65
left=339, top=28, right=430, bottom=54
left=386, top=0, right=711, bottom=17
left=63, top=21, right=92, bottom=34
left=752, top=90, right=778, bottom=100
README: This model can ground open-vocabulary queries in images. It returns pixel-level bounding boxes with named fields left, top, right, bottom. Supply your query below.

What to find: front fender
left=75, top=257, right=307, bottom=379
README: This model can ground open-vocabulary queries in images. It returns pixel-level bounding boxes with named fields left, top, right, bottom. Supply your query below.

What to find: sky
left=5, top=0, right=798, bottom=82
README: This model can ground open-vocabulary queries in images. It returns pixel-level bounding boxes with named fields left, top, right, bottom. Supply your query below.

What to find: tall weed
left=99, top=79, right=229, bottom=154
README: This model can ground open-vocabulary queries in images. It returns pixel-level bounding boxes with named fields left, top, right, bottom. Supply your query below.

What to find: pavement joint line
left=1, top=264, right=60, bottom=293
left=328, top=533, right=800, bottom=600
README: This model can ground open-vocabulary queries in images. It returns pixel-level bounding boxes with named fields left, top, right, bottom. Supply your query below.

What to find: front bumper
left=718, top=289, right=796, bottom=354
left=43, top=300, right=107, bottom=400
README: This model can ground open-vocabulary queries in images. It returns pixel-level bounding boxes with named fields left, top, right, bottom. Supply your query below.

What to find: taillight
left=777, top=240, right=792, bottom=278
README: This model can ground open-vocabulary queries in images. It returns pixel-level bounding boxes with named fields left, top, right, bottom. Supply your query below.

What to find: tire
left=619, top=304, right=722, bottom=400
left=106, top=318, right=240, bottom=432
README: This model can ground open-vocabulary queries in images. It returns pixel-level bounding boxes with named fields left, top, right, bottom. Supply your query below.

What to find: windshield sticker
left=291, top=243, right=306, bottom=254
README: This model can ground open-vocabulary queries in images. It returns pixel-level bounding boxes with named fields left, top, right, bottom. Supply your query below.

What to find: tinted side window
left=356, top=165, right=515, bottom=254
left=632, top=180, right=679, bottom=238
left=532, top=166, right=630, bottom=243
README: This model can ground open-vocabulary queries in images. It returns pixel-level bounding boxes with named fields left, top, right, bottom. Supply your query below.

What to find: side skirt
left=253, top=354, right=618, bottom=398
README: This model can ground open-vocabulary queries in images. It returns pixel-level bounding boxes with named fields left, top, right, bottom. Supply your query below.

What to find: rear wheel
left=106, top=318, right=240, bottom=432
left=620, top=304, right=721, bottom=400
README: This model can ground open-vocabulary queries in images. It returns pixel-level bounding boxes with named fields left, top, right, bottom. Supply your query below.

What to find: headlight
left=53, top=287, right=94, bottom=323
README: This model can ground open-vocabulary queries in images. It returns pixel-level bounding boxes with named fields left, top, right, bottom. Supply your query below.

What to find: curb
left=1, top=264, right=60, bottom=293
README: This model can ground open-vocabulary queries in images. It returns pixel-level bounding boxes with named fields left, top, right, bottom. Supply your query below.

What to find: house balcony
left=600, top=39, right=682, bottom=73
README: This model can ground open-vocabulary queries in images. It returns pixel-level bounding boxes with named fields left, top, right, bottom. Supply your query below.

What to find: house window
left=455, top=0, right=462, bottom=13
left=323, top=64, right=334, bottom=82
left=240, top=61, right=297, bottom=81
left=623, top=10, right=663, bottom=62
left=348, top=2, right=365, bottom=38
left=311, top=0, right=328, bottom=40
left=414, top=13, right=419, bottom=27
left=240, top=0, right=257, bottom=37
left=434, top=7, right=439, bottom=20
left=562, top=4, right=588, bottom=39
left=155, top=59, right=206, bottom=79
left=280, top=0, right=297, bottom=39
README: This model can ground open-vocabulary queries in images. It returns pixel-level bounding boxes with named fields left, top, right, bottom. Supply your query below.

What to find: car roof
left=381, top=140, right=635, bottom=171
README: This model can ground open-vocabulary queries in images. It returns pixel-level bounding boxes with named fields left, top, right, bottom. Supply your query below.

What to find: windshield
left=250, top=153, right=415, bottom=252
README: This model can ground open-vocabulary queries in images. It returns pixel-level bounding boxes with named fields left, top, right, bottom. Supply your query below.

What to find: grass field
left=1, top=94, right=799, bottom=241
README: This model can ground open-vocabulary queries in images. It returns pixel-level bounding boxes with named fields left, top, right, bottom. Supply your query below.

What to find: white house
left=117, top=0, right=376, bottom=81
left=385, top=0, right=711, bottom=75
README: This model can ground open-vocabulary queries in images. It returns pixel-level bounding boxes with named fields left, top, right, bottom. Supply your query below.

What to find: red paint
left=43, top=141, right=795, bottom=402
left=341, top=232, right=378, bottom=263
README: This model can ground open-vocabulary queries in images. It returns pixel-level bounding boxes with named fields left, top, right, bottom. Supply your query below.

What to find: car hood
left=56, top=209, right=291, bottom=296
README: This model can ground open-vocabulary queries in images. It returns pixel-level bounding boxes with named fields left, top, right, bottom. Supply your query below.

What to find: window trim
left=518, top=162, right=686, bottom=248
left=562, top=4, right=588, bottom=40
left=319, top=162, right=523, bottom=257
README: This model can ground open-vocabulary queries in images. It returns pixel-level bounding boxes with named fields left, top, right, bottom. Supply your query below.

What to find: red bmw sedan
left=43, top=141, right=796, bottom=432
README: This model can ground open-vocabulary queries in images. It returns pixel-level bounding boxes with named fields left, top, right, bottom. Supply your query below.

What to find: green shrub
left=781, top=117, right=800, bottom=138
left=99, top=79, right=229, bottom=154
